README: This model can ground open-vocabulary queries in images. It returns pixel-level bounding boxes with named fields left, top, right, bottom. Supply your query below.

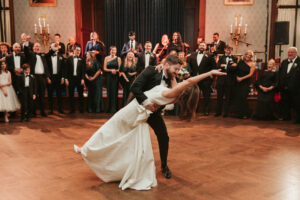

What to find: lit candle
left=47, top=24, right=50, bottom=34
left=43, top=18, right=46, bottom=27
left=238, top=24, right=241, bottom=34
left=230, top=24, right=233, bottom=34
left=34, top=24, right=37, bottom=34
left=240, top=17, right=243, bottom=26
left=235, top=17, right=237, bottom=26
left=39, top=25, right=42, bottom=33
left=38, top=17, right=41, bottom=26
left=244, top=24, right=248, bottom=34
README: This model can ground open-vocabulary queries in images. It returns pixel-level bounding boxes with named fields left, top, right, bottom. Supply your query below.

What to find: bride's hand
left=210, top=69, right=226, bottom=76
left=155, top=64, right=164, bottom=72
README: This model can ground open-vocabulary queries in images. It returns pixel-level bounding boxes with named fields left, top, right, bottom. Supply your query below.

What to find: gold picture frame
left=29, top=0, right=57, bottom=7
left=224, top=0, right=254, bottom=6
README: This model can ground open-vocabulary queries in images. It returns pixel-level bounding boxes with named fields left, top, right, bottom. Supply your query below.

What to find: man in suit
left=215, top=45, right=238, bottom=117
left=278, top=47, right=300, bottom=123
left=65, top=46, right=85, bottom=114
left=20, top=33, right=34, bottom=52
left=130, top=55, right=183, bottom=179
left=136, top=41, right=157, bottom=75
left=17, top=64, right=36, bottom=122
left=210, top=33, right=226, bottom=56
left=24, top=42, right=50, bottom=117
left=54, top=33, right=66, bottom=55
left=121, top=31, right=143, bottom=58
left=187, top=42, right=217, bottom=115
left=46, top=43, right=65, bottom=114
left=6, top=43, right=26, bottom=93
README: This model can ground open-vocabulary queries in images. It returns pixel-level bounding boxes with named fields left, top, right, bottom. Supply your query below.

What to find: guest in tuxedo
left=24, top=42, right=50, bottom=117
left=209, top=33, right=226, bottom=56
left=17, top=64, right=36, bottom=122
left=103, top=46, right=121, bottom=113
left=66, top=36, right=81, bottom=57
left=120, top=51, right=137, bottom=106
left=230, top=50, right=256, bottom=119
left=136, top=41, right=157, bottom=75
left=6, top=43, right=26, bottom=93
left=20, top=33, right=33, bottom=52
left=130, top=55, right=183, bottom=179
left=153, top=34, right=169, bottom=63
left=278, top=47, right=300, bottom=123
left=46, top=43, right=65, bottom=114
left=187, top=42, right=217, bottom=115
left=121, top=31, right=143, bottom=58
left=85, top=51, right=104, bottom=113
left=65, top=46, right=86, bottom=114
left=53, top=33, right=66, bottom=55
left=167, top=32, right=184, bottom=54
left=252, top=59, right=278, bottom=120
left=84, top=32, right=106, bottom=65
left=0, top=42, right=10, bottom=58
left=215, top=45, right=238, bottom=117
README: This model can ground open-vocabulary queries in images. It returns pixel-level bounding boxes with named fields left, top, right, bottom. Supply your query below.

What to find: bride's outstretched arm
left=162, top=70, right=226, bottom=99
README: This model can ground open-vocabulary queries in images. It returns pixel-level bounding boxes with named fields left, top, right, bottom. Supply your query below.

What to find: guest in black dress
left=120, top=51, right=137, bottom=106
left=231, top=50, right=256, bottom=119
left=252, top=59, right=278, bottom=120
left=103, top=46, right=121, bottom=113
left=167, top=32, right=184, bottom=54
left=85, top=51, right=104, bottom=113
left=153, top=34, right=169, bottom=63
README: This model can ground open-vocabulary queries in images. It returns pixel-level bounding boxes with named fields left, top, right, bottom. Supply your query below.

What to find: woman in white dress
left=74, top=68, right=225, bottom=190
left=0, top=61, right=20, bottom=122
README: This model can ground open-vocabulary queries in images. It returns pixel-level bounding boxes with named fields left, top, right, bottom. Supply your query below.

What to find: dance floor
left=1, top=113, right=300, bottom=200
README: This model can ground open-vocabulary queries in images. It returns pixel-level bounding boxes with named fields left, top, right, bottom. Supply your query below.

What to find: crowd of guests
left=0, top=30, right=299, bottom=124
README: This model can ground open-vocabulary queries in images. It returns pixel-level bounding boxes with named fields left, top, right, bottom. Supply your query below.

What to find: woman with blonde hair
left=231, top=50, right=256, bottom=118
left=84, top=32, right=106, bottom=64
left=85, top=51, right=104, bottom=113
left=120, top=51, right=137, bottom=106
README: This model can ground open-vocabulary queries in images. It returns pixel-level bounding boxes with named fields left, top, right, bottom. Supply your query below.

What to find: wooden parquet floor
left=1, top=113, right=300, bottom=200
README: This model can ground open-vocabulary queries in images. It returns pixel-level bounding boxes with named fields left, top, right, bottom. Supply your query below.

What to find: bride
left=74, top=61, right=225, bottom=190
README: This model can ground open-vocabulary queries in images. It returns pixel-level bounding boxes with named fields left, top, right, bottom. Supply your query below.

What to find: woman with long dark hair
left=167, top=32, right=184, bottom=54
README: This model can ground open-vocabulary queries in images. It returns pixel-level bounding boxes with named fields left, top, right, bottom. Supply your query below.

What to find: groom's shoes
left=161, top=166, right=172, bottom=179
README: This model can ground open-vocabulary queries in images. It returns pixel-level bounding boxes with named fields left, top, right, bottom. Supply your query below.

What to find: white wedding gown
left=80, top=85, right=175, bottom=190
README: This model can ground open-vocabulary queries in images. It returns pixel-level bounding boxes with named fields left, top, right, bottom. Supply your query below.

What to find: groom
left=130, top=55, right=182, bottom=179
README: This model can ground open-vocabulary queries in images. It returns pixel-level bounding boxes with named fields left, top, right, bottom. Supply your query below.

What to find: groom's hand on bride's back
left=145, top=103, right=160, bottom=112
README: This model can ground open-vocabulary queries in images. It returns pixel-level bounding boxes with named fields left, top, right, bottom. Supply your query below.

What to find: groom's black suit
left=130, top=66, right=170, bottom=170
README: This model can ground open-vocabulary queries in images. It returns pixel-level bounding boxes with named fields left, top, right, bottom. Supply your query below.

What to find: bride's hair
left=178, top=84, right=200, bottom=121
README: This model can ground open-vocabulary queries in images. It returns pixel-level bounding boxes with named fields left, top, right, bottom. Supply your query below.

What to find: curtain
left=0, top=0, right=11, bottom=43
left=104, top=0, right=184, bottom=55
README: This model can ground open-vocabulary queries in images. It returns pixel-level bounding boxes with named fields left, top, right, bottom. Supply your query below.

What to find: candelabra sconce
left=230, top=14, right=248, bottom=49
left=34, top=15, right=50, bottom=51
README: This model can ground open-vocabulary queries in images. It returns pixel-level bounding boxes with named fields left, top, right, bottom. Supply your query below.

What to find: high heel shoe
left=73, top=144, right=81, bottom=154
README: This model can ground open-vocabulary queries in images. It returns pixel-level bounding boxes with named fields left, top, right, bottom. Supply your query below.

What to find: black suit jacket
left=6, top=53, right=26, bottom=82
left=65, top=56, right=86, bottom=80
left=23, top=46, right=50, bottom=78
left=136, top=52, right=157, bottom=74
left=216, top=55, right=238, bottom=86
left=187, top=52, right=217, bottom=84
left=130, top=66, right=163, bottom=105
left=121, top=40, right=143, bottom=57
left=278, top=56, right=300, bottom=93
left=46, top=50, right=65, bottom=79
left=211, top=40, right=226, bottom=55
left=17, top=74, right=37, bottom=97
left=58, top=42, right=66, bottom=55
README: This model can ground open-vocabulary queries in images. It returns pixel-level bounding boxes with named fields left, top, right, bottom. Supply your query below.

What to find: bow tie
left=288, top=60, right=293, bottom=64
left=25, top=74, right=30, bottom=77
left=15, top=53, right=21, bottom=57
left=225, top=55, right=230, bottom=58
left=36, top=53, right=42, bottom=56
left=74, top=56, right=79, bottom=59
left=198, top=51, right=204, bottom=54
left=145, top=52, right=150, bottom=55
left=52, top=54, right=57, bottom=57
